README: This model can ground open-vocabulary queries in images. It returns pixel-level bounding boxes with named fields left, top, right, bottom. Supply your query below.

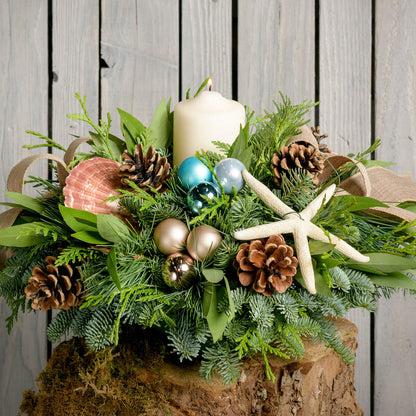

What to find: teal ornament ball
left=153, top=218, right=189, bottom=255
left=186, top=225, right=222, bottom=261
left=213, top=158, right=246, bottom=194
left=162, top=253, right=195, bottom=289
left=178, top=156, right=212, bottom=190
left=187, top=182, right=221, bottom=214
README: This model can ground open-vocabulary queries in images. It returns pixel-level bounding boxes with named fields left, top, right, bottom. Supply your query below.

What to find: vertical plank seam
left=370, top=2, right=376, bottom=415
left=98, top=0, right=103, bottom=120
left=231, top=0, right=238, bottom=100
left=314, top=0, right=320, bottom=126
left=47, top=0, right=53, bottom=361
left=178, top=0, right=183, bottom=101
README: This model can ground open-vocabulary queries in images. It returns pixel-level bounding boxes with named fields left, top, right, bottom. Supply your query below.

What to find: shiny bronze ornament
left=162, top=253, right=195, bottom=289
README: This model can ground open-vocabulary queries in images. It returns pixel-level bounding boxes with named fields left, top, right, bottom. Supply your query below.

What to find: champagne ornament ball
left=186, top=225, right=222, bottom=261
left=153, top=218, right=189, bottom=255
left=162, top=253, right=195, bottom=289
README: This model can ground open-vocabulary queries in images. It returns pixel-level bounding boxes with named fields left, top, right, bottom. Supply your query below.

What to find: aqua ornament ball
left=177, top=156, right=212, bottom=190
left=187, top=182, right=221, bottom=214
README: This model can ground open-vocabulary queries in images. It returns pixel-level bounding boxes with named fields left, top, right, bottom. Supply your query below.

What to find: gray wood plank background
left=0, top=1, right=415, bottom=415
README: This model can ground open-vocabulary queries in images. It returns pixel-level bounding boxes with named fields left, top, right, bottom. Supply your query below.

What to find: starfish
left=234, top=170, right=370, bottom=294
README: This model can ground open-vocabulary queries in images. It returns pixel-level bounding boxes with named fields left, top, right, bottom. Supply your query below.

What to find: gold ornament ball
left=186, top=225, right=222, bottom=261
left=162, top=253, right=195, bottom=289
left=154, top=218, right=189, bottom=255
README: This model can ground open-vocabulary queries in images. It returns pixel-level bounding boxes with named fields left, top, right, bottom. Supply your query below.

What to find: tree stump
left=20, top=318, right=362, bottom=416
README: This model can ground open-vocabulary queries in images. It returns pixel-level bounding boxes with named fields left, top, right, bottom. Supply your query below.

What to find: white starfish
left=234, top=170, right=370, bottom=294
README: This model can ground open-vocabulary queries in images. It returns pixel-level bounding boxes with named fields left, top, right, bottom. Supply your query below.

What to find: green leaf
left=59, top=205, right=98, bottom=232
left=223, top=276, right=235, bottom=320
left=89, top=132, right=125, bottom=162
left=96, top=214, right=131, bottom=244
left=347, top=253, right=416, bottom=275
left=398, top=202, right=416, bottom=214
left=333, top=195, right=388, bottom=212
left=363, top=160, right=394, bottom=169
left=203, top=283, right=228, bottom=343
left=368, top=272, right=416, bottom=290
left=117, top=108, right=146, bottom=154
left=3, top=191, right=44, bottom=214
left=71, top=231, right=108, bottom=245
left=309, top=239, right=335, bottom=255
left=202, top=268, right=224, bottom=283
left=107, top=247, right=121, bottom=290
left=148, top=98, right=172, bottom=149
left=0, top=223, right=45, bottom=247
left=194, top=77, right=211, bottom=97
left=294, top=268, right=333, bottom=297
left=229, top=124, right=252, bottom=168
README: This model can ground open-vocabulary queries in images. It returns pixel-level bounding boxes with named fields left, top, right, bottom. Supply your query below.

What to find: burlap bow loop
left=0, top=136, right=91, bottom=231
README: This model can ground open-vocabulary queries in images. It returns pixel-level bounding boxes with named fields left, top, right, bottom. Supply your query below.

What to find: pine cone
left=119, top=143, right=170, bottom=194
left=271, top=143, right=324, bottom=185
left=311, top=126, right=332, bottom=153
left=25, top=256, right=83, bottom=311
left=233, top=235, right=298, bottom=296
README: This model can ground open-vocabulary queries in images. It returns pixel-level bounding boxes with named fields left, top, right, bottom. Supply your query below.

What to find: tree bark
left=20, top=318, right=363, bottom=416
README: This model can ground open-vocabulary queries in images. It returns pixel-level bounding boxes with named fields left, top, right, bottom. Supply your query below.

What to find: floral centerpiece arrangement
left=1, top=79, right=416, bottom=385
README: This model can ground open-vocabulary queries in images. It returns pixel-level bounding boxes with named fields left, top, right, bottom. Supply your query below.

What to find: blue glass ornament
left=213, top=158, right=246, bottom=194
left=178, top=156, right=212, bottom=190
left=187, top=182, right=221, bottom=214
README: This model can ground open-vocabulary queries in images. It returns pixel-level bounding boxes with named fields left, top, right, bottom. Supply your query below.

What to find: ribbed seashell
left=63, top=157, right=122, bottom=215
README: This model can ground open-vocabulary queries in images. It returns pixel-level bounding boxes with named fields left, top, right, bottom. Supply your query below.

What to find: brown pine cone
left=25, top=256, right=83, bottom=311
left=271, top=143, right=324, bottom=186
left=233, top=235, right=298, bottom=296
left=119, top=143, right=170, bottom=194
left=311, top=126, right=332, bottom=154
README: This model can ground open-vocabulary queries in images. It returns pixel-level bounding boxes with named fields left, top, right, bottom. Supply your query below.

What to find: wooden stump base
left=20, top=318, right=362, bottom=416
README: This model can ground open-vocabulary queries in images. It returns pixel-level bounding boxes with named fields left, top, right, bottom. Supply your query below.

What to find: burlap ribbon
left=288, top=126, right=416, bottom=223
left=0, top=137, right=90, bottom=267
left=319, top=152, right=416, bottom=223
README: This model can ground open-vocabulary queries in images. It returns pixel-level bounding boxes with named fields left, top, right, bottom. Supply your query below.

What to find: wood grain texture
left=238, top=0, right=315, bottom=115
left=319, top=1, right=372, bottom=414
left=181, top=0, right=232, bottom=98
left=52, top=0, right=99, bottom=148
left=320, top=0, right=372, bottom=156
left=101, top=0, right=179, bottom=132
left=374, top=1, right=416, bottom=415
left=0, top=1, right=48, bottom=415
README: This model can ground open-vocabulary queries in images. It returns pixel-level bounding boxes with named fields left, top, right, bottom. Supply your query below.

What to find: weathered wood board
left=319, top=1, right=372, bottom=414
left=0, top=2, right=48, bottom=416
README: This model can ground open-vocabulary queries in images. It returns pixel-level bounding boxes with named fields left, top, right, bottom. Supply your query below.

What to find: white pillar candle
left=173, top=88, right=246, bottom=167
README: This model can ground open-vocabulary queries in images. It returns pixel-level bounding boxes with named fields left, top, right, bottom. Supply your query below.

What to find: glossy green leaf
left=97, top=214, right=131, bottom=243
left=107, top=247, right=121, bottom=290
left=59, top=205, right=98, bottom=232
left=71, top=231, right=108, bottom=245
left=294, top=268, right=333, bottom=297
left=203, top=283, right=228, bottom=342
left=229, top=124, right=252, bottom=168
left=333, top=195, right=388, bottom=212
left=117, top=108, right=146, bottom=154
left=202, top=268, right=224, bottom=283
left=0, top=223, right=45, bottom=247
left=3, top=191, right=44, bottom=214
left=368, top=272, right=416, bottom=290
left=347, top=253, right=416, bottom=275
left=309, top=239, right=335, bottom=255
left=148, top=98, right=172, bottom=149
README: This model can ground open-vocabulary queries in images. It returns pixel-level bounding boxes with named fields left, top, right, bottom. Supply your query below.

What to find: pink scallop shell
left=63, top=157, right=122, bottom=215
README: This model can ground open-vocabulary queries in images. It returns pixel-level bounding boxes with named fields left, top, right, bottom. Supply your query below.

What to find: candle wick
left=209, top=85, right=212, bottom=92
